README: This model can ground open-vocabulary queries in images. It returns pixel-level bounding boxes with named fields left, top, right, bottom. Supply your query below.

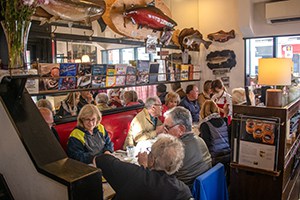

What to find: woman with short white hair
left=94, top=134, right=193, bottom=200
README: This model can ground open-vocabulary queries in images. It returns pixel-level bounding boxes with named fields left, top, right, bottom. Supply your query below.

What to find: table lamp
left=258, top=58, right=292, bottom=107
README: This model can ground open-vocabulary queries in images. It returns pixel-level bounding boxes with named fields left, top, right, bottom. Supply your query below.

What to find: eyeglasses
left=164, top=123, right=179, bottom=131
left=82, top=118, right=97, bottom=123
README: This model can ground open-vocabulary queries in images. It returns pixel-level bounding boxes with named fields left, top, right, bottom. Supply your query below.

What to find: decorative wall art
left=207, top=30, right=235, bottom=43
left=206, top=50, right=236, bottom=70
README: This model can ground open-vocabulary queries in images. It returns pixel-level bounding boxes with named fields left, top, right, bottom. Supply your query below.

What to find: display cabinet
left=230, top=98, right=300, bottom=200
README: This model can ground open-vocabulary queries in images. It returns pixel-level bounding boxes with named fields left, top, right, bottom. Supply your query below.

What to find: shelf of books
left=25, top=61, right=202, bottom=95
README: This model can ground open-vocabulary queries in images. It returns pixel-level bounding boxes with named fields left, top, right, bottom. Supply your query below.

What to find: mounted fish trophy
left=177, top=28, right=212, bottom=51
left=103, top=0, right=176, bottom=44
left=34, top=0, right=106, bottom=26
left=207, top=29, right=235, bottom=43
left=206, top=50, right=236, bottom=70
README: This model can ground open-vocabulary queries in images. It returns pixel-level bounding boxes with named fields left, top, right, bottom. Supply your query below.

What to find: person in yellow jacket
left=123, top=96, right=164, bottom=148
left=67, top=104, right=113, bottom=164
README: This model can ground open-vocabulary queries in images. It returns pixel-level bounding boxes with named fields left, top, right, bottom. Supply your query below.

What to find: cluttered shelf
left=25, top=62, right=201, bottom=96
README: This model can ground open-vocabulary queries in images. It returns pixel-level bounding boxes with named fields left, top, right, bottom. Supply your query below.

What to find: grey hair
left=36, top=99, right=53, bottom=111
left=164, top=106, right=192, bottom=131
left=151, top=134, right=185, bottom=175
left=95, top=93, right=109, bottom=104
left=145, top=96, right=159, bottom=109
left=77, top=104, right=102, bottom=127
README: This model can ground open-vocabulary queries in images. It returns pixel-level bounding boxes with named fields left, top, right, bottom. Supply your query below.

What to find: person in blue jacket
left=67, top=104, right=114, bottom=164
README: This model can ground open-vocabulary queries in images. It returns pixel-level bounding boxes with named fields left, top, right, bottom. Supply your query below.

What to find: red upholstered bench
left=55, top=108, right=140, bottom=151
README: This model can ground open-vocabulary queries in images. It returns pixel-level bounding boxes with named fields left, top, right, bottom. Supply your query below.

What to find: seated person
left=232, top=87, right=255, bottom=105
left=171, top=82, right=186, bottom=99
left=179, top=84, right=200, bottom=123
left=77, top=91, right=95, bottom=112
left=39, top=107, right=60, bottom=142
left=95, top=93, right=111, bottom=111
left=123, top=96, right=164, bottom=148
left=199, top=100, right=231, bottom=166
left=122, top=90, right=140, bottom=106
left=159, top=91, right=180, bottom=123
left=36, top=98, right=54, bottom=113
left=56, top=92, right=80, bottom=117
left=198, top=80, right=213, bottom=109
left=67, top=104, right=114, bottom=164
left=108, top=88, right=124, bottom=108
left=163, top=106, right=212, bottom=189
left=156, top=83, right=168, bottom=104
left=94, top=134, right=193, bottom=200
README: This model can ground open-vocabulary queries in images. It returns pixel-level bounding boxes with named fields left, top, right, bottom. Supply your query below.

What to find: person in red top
left=159, top=91, right=180, bottom=122
left=211, top=79, right=232, bottom=125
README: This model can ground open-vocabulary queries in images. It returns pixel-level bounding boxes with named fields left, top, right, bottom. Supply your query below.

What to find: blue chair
left=192, top=163, right=229, bottom=200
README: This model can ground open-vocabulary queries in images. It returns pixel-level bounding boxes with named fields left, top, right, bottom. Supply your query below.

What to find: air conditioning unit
left=265, top=0, right=300, bottom=24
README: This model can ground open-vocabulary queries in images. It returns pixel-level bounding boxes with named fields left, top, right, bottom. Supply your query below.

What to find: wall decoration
left=207, top=29, right=235, bottom=43
left=178, top=28, right=212, bottom=51
left=35, top=0, right=106, bottom=25
left=206, top=50, right=236, bottom=70
left=102, top=0, right=174, bottom=40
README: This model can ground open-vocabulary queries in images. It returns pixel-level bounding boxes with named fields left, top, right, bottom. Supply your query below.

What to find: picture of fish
left=182, top=33, right=212, bottom=50
left=207, top=29, right=235, bottom=43
left=37, top=0, right=106, bottom=25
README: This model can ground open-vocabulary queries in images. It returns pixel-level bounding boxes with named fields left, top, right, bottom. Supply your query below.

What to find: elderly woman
left=122, top=90, right=140, bottom=106
left=199, top=100, right=230, bottom=166
left=67, top=104, right=114, bottom=164
left=159, top=91, right=180, bottom=122
left=95, top=93, right=111, bottom=111
left=95, top=134, right=192, bottom=200
left=56, top=92, right=80, bottom=117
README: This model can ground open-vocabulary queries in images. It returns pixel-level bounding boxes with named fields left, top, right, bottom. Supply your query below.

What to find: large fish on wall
left=37, top=0, right=106, bottom=24
left=104, top=0, right=173, bottom=40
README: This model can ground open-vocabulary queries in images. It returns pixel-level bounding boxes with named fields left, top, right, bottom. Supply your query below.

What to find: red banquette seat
left=55, top=106, right=142, bottom=151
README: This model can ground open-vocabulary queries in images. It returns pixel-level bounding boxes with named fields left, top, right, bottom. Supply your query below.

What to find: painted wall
left=165, top=0, right=243, bottom=92
left=164, top=0, right=300, bottom=93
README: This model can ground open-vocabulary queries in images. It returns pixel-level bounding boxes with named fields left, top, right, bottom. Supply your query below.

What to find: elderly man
left=179, top=84, right=200, bottom=123
left=163, top=106, right=212, bottom=188
left=39, top=107, right=60, bottom=142
left=123, top=96, right=164, bottom=148
left=95, top=134, right=193, bottom=200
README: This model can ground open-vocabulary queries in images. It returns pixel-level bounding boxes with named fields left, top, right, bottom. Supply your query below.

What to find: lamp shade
left=258, top=58, right=292, bottom=86
left=81, top=54, right=90, bottom=63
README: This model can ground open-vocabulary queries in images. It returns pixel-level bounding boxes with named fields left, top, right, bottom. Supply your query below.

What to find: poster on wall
left=237, top=115, right=280, bottom=171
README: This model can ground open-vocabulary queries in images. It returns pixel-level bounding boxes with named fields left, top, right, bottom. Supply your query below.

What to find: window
left=108, top=49, right=120, bottom=64
left=137, top=47, right=149, bottom=60
left=245, top=35, right=300, bottom=86
left=121, top=48, right=134, bottom=64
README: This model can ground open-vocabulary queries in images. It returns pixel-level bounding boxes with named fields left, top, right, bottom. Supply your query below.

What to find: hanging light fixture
left=81, top=54, right=90, bottom=63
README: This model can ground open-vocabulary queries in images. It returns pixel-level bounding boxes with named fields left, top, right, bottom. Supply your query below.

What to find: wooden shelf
left=230, top=163, right=281, bottom=177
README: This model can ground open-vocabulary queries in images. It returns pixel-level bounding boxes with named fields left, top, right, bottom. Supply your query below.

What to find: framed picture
left=235, top=115, right=280, bottom=171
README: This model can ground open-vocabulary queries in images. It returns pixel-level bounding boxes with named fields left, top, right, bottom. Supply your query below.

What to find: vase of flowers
left=0, top=0, right=43, bottom=71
